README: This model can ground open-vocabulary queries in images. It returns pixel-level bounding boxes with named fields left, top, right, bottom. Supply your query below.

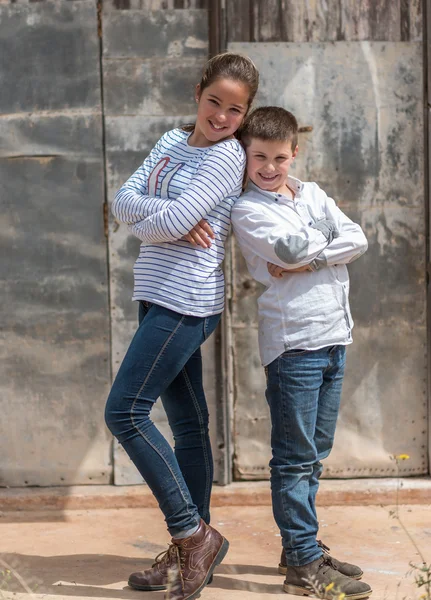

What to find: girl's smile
left=189, top=78, right=250, bottom=147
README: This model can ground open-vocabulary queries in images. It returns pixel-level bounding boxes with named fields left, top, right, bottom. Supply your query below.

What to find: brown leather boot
left=165, top=519, right=229, bottom=600
left=129, top=547, right=175, bottom=591
left=278, top=540, right=364, bottom=580
left=284, top=555, right=372, bottom=599
left=128, top=548, right=214, bottom=591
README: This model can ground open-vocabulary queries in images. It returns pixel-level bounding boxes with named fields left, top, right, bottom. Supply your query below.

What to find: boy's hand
left=267, top=262, right=288, bottom=278
left=182, top=219, right=215, bottom=248
left=267, top=262, right=312, bottom=277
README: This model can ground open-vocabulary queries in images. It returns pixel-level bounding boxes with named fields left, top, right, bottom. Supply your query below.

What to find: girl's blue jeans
left=105, top=301, right=221, bottom=537
left=265, top=345, right=346, bottom=567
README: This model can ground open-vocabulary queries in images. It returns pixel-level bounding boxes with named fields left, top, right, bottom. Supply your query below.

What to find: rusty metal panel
left=102, top=8, right=221, bottom=484
left=105, top=116, right=191, bottom=484
left=229, top=41, right=427, bottom=478
left=103, top=59, right=203, bottom=116
left=103, top=9, right=207, bottom=58
left=0, top=1, right=111, bottom=486
left=106, top=117, right=220, bottom=484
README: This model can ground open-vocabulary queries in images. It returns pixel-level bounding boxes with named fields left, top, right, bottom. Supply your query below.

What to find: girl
left=105, top=53, right=259, bottom=600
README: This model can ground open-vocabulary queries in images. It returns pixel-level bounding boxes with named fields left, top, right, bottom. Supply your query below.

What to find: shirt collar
left=246, top=175, right=304, bottom=201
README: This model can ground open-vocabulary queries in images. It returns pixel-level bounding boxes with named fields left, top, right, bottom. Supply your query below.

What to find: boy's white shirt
left=231, top=177, right=368, bottom=366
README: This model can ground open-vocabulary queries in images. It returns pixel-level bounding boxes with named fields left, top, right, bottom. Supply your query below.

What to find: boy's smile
left=245, top=138, right=298, bottom=194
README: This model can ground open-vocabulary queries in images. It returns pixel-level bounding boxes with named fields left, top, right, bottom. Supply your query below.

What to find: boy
left=232, top=107, right=371, bottom=599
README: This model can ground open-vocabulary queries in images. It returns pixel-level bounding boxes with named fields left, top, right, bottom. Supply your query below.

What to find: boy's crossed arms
left=233, top=181, right=367, bottom=280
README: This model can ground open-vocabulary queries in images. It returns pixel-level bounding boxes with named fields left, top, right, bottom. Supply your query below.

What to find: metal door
left=228, top=40, right=428, bottom=479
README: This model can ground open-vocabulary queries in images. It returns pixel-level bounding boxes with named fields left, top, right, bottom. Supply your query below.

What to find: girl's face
left=191, top=78, right=250, bottom=147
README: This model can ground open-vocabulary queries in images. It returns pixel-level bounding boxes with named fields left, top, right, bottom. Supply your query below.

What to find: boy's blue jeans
left=105, top=301, right=220, bottom=537
left=265, top=345, right=346, bottom=567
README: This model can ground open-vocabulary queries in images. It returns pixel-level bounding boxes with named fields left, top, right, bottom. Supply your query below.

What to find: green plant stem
left=0, top=558, right=35, bottom=596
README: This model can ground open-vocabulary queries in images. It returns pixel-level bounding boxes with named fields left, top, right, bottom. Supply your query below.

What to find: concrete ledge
left=0, top=478, right=430, bottom=512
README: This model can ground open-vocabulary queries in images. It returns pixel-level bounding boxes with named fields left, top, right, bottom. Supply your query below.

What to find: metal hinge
left=103, top=203, right=109, bottom=238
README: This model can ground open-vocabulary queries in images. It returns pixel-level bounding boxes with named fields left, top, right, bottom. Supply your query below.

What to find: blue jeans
left=265, top=345, right=346, bottom=567
left=105, top=301, right=221, bottom=537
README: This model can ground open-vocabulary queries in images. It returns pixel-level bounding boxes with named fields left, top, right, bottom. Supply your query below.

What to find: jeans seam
left=273, top=356, right=320, bottom=565
left=134, top=315, right=186, bottom=402
left=130, top=420, right=192, bottom=513
left=130, top=315, right=192, bottom=510
left=182, top=366, right=212, bottom=517
left=277, top=357, right=293, bottom=551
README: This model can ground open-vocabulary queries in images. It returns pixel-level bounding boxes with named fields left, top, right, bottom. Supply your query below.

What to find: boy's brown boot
left=279, top=540, right=363, bottom=579
left=165, top=519, right=229, bottom=600
left=283, top=555, right=372, bottom=599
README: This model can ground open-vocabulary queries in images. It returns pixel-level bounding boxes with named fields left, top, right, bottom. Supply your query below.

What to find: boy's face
left=245, top=138, right=298, bottom=193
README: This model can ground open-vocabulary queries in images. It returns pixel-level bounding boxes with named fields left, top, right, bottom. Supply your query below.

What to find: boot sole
left=128, top=581, right=167, bottom=591
left=128, top=574, right=214, bottom=592
left=278, top=564, right=363, bottom=580
left=283, top=582, right=372, bottom=599
left=182, top=537, right=229, bottom=600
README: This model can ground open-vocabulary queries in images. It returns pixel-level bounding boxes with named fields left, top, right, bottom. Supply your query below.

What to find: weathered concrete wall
left=230, top=41, right=427, bottom=478
left=0, top=0, right=111, bottom=486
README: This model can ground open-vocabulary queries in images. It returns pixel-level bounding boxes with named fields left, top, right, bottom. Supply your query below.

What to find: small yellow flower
left=338, top=594, right=346, bottom=600
left=395, top=454, right=410, bottom=461
left=325, top=582, right=335, bottom=592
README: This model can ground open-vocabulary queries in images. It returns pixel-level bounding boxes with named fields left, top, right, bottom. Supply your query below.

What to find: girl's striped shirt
left=112, top=128, right=246, bottom=317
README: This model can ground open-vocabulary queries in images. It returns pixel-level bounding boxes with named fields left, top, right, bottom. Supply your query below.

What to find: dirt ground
left=1, top=503, right=430, bottom=600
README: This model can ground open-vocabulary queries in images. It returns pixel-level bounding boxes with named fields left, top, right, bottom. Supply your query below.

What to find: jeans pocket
left=203, top=313, right=221, bottom=341
left=138, top=301, right=152, bottom=324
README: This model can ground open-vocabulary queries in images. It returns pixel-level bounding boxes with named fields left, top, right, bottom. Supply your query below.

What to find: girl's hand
left=182, top=219, right=215, bottom=248
left=267, top=262, right=312, bottom=277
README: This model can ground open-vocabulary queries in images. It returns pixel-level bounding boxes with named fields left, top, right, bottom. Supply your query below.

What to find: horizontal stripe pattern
left=112, top=128, right=245, bottom=316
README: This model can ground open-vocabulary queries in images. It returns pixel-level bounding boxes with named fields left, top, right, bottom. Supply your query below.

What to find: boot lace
left=318, top=555, right=338, bottom=576
left=159, top=542, right=187, bottom=593
left=317, top=539, right=331, bottom=554
left=152, top=547, right=171, bottom=568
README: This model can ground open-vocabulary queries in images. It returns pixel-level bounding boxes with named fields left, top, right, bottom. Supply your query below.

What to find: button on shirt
left=231, top=177, right=368, bottom=366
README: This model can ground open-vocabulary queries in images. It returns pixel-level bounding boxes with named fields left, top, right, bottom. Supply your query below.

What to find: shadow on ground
left=0, top=553, right=283, bottom=598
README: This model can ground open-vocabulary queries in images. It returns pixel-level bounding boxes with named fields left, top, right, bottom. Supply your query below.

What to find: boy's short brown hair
left=239, top=106, right=298, bottom=151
